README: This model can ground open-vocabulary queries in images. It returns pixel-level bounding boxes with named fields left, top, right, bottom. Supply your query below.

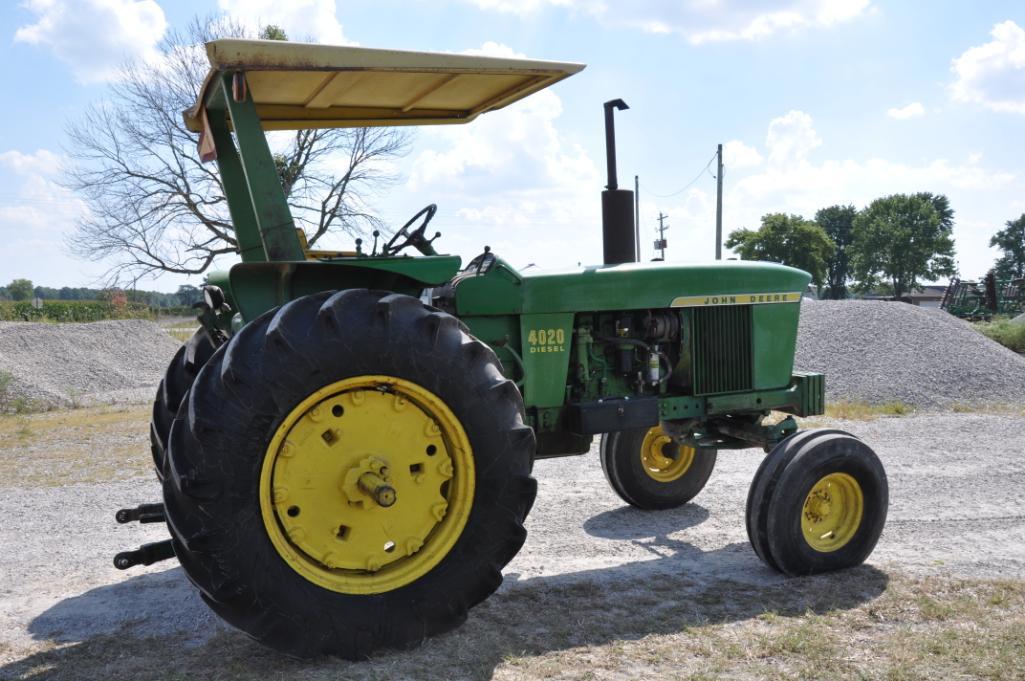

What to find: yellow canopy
left=184, top=39, right=585, bottom=132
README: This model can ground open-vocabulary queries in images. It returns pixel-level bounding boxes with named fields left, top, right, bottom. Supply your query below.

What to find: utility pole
left=634, top=175, right=640, bottom=261
left=715, top=143, right=723, bottom=260
left=655, top=212, right=669, bottom=261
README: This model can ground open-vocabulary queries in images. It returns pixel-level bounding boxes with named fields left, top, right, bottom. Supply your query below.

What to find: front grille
left=692, top=305, right=753, bottom=395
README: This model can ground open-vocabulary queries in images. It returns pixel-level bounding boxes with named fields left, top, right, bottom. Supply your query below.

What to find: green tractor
left=114, top=39, right=888, bottom=659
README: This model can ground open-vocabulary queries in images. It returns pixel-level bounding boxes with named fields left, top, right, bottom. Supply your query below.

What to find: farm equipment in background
left=941, top=272, right=1025, bottom=320
left=112, top=39, right=889, bottom=659
left=997, top=276, right=1025, bottom=316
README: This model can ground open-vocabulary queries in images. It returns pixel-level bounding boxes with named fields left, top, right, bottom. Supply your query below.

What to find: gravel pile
left=1, top=302, right=1021, bottom=411
left=0, top=320, right=180, bottom=409
left=795, top=300, right=1025, bottom=408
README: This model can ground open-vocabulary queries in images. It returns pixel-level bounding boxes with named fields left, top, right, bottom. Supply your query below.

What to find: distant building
left=860, top=285, right=947, bottom=307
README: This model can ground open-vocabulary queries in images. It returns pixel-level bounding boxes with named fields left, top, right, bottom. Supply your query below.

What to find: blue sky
left=1, top=0, right=1023, bottom=291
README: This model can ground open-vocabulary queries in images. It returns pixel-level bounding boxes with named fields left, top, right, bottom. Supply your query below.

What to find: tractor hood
left=519, top=260, right=810, bottom=314
left=452, top=258, right=810, bottom=316
left=184, top=39, right=585, bottom=132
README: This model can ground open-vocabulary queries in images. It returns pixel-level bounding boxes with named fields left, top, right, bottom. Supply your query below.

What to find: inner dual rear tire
left=150, top=329, right=213, bottom=479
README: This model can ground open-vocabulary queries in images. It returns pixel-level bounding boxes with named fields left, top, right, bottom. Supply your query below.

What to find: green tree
left=725, top=213, right=835, bottom=288
left=815, top=204, right=857, bottom=299
left=7, top=279, right=33, bottom=301
left=851, top=194, right=956, bottom=299
left=990, top=214, right=1025, bottom=280
left=260, top=24, right=288, bottom=40
left=175, top=284, right=202, bottom=306
left=916, top=192, right=954, bottom=230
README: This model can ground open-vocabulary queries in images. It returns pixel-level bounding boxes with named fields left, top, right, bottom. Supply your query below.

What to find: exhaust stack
left=601, top=99, right=636, bottom=265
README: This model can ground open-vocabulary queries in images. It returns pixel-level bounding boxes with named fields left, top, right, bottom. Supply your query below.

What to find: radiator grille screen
left=692, top=305, right=753, bottom=395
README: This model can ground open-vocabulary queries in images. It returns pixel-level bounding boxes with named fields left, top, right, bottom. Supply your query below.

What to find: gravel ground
left=795, top=300, right=1025, bottom=408
left=0, top=320, right=180, bottom=408
left=1, top=411, right=1024, bottom=676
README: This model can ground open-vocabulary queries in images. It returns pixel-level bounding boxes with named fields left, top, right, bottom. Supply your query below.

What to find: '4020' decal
left=526, top=328, right=566, bottom=353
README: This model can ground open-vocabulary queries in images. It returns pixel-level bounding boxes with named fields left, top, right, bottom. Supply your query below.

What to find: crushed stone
left=0, top=320, right=180, bottom=409
left=795, top=300, right=1025, bottom=407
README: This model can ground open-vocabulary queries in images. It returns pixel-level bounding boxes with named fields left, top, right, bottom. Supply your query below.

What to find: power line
left=647, top=150, right=719, bottom=198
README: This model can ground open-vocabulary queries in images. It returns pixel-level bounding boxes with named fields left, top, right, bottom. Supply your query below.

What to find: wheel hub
left=639, top=425, right=695, bottom=482
left=260, top=376, right=474, bottom=593
left=801, top=472, right=863, bottom=552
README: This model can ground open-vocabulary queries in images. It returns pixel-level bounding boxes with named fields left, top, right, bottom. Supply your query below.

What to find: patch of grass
left=0, top=371, right=57, bottom=415
left=754, top=614, right=837, bottom=659
left=821, top=400, right=915, bottom=420
left=14, top=420, right=33, bottom=440
left=0, top=369, right=12, bottom=412
left=974, top=316, right=1025, bottom=353
left=0, top=404, right=151, bottom=487
left=944, top=402, right=1025, bottom=416
left=796, top=401, right=1024, bottom=423
left=10, top=395, right=49, bottom=414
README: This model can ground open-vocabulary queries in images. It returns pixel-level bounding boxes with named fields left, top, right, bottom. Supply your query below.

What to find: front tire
left=162, top=290, right=536, bottom=658
left=746, top=429, right=888, bottom=576
left=600, top=426, right=716, bottom=510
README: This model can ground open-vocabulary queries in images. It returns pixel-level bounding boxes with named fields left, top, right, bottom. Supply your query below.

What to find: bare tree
left=64, top=17, right=410, bottom=284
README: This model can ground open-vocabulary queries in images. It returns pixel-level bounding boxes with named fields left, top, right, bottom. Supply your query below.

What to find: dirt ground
left=1, top=407, right=1024, bottom=680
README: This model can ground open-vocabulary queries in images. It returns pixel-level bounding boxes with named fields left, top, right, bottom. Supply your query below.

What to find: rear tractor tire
left=162, top=289, right=537, bottom=659
left=745, top=429, right=888, bottom=576
left=150, top=329, right=214, bottom=479
left=600, top=425, right=716, bottom=510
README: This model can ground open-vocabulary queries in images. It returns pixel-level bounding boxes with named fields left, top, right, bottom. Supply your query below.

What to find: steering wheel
left=383, top=204, right=438, bottom=255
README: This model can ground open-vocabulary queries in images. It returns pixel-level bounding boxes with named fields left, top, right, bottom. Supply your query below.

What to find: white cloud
left=14, top=0, right=166, bottom=83
left=0, top=149, right=62, bottom=176
left=766, top=110, right=821, bottom=165
left=717, top=111, right=1017, bottom=278
left=950, top=20, right=1025, bottom=114
left=460, top=0, right=871, bottom=43
left=723, top=140, right=763, bottom=169
left=887, top=102, right=925, bottom=119
left=462, top=41, right=528, bottom=58
left=0, top=150, right=85, bottom=232
left=398, top=42, right=601, bottom=268
left=467, top=0, right=576, bottom=15
left=217, top=0, right=350, bottom=44
left=0, top=149, right=98, bottom=284
left=734, top=110, right=1015, bottom=209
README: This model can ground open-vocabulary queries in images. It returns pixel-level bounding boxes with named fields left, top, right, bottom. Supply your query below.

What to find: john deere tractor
left=114, top=39, right=888, bottom=659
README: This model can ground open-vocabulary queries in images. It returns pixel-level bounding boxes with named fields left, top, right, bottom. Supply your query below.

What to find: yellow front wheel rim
left=639, top=426, right=695, bottom=483
left=801, top=472, right=863, bottom=552
left=259, top=375, right=475, bottom=594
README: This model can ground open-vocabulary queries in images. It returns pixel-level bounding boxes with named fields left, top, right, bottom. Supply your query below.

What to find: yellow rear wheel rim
left=801, top=472, right=863, bottom=552
left=639, top=426, right=695, bottom=483
left=259, top=375, right=475, bottom=594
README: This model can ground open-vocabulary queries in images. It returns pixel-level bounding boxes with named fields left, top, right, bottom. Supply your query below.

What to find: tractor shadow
left=3, top=505, right=889, bottom=681
left=20, top=566, right=227, bottom=646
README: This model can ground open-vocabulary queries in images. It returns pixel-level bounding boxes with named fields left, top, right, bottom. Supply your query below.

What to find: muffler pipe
left=602, top=99, right=636, bottom=265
